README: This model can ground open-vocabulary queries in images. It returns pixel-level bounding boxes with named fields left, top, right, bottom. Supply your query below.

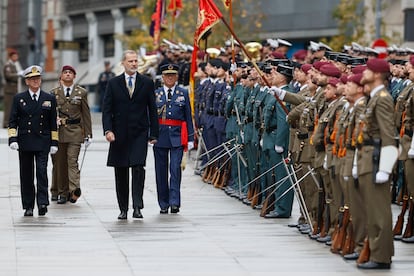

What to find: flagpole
left=218, top=17, right=289, bottom=114
left=170, top=0, right=176, bottom=41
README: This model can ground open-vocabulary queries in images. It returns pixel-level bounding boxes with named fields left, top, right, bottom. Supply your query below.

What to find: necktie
left=128, top=76, right=134, bottom=97
left=33, top=93, right=37, bottom=102
left=167, top=89, right=172, bottom=101
left=66, top=87, right=70, bottom=97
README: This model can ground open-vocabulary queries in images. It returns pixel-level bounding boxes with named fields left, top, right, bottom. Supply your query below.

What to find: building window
left=405, top=9, right=414, bottom=42
left=103, top=35, right=114, bottom=57
left=75, top=37, right=89, bottom=62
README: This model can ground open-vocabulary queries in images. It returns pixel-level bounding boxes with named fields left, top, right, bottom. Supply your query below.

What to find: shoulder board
left=379, top=91, right=388, bottom=97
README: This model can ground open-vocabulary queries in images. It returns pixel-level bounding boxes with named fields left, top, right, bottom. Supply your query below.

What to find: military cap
left=348, top=73, right=363, bottom=86
left=309, top=41, right=320, bottom=52
left=277, top=38, right=292, bottom=47
left=364, top=47, right=379, bottom=57
left=8, top=49, right=18, bottom=57
left=268, top=58, right=290, bottom=67
left=366, top=58, right=390, bottom=73
left=160, top=63, right=179, bottom=74
left=291, top=61, right=302, bottom=69
left=318, top=42, right=332, bottom=51
left=336, top=55, right=350, bottom=64
left=410, top=56, right=414, bottom=66
left=391, top=59, right=408, bottom=65
left=218, top=62, right=230, bottom=71
left=327, top=77, right=339, bottom=87
left=209, top=58, right=222, bottom=69
left=276, top=64, right=293, bottom=78
left=325, top=51, right=339, bottom=60
left=348, top=57, right=366, bottom=66
left=236, top=61, right=248, bottom=68
left=24, top=65, right=42, bottom=78
left=198, top=62, right=207, bottom=72
left=319, top=64, right=341, bottom=78
left=62, top=65, right=76, bottom=74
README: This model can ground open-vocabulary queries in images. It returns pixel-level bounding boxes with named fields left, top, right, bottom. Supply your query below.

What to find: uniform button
left=40, top=123, right=43, bottom=125
left=28, top=130, right=31, bottom=133
left=39, top=131, right=42, bottom=134
left=28, top=122, right=31, bottom=125
left=168, top=112, right=171, bottom=115
left=169, top=126, right=171, bottom=128
left=40, top=115, right=43, bottom=118
left=29, top=115, right=32, bottom=118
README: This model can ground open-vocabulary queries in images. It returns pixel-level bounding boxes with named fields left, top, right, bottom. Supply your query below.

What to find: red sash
left=158, top=118, right=188, bottom=151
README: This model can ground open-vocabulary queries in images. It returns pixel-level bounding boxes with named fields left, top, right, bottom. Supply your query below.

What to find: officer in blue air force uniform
left=154, top=64, right=195, bottom=214
left=8, top=65, right=59, bottom=217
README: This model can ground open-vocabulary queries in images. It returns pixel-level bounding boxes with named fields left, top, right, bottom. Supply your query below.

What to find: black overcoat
left=102, top=73, right=159, bottom=167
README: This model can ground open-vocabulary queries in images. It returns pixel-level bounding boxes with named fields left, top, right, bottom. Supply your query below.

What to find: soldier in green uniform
left=50, top=65, right=92, bottom=204
left=355, top=58, right=397, bottom=269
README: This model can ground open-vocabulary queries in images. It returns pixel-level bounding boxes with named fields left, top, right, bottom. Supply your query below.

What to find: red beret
left=319, top=64, right=341, bottom=78
left=62, top=65, right=76, bottom=74
left=351, top=65, right=367, bottom=74
left=313, top=61, right=330, bottom=71
left=348, top=73, right=363, bottom=86
left=197, top=51, right=206, bottom=59
left=328, top=77, right=339, bottom=87
left=340, top=74, right=348, bottom=84
left=293, top=49, right=308, bottom=60
left=271, top=51, right=286, bottom=59
left=8, top=49, right=18, bottom=57
left=301, top=63, right=312, bottom=74
left=410, top=55, right=414, bottom=66
left=366, top=58, right=389, bottom=73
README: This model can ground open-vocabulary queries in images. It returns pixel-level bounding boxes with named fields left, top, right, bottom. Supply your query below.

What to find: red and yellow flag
left=189, top=0, right=223, bottom=115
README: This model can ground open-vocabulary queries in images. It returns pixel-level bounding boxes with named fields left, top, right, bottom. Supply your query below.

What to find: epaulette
left=8, top=128, right=17, bottom=138
left=379, top=91, right=388, bottom=97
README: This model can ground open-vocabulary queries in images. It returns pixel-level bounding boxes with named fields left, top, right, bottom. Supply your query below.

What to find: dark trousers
left=19, top=150, right=49, bottom=209
left=114, top=166, right=145, bottom=211
left=153, top=146, right=183, bottom=209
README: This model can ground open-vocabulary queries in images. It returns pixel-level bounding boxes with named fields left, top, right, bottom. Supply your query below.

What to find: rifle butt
left=356, top=237, right=370, bottom=264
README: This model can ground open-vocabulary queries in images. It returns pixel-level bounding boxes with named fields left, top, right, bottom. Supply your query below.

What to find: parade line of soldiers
left=185, top=39, right=414, bottom=270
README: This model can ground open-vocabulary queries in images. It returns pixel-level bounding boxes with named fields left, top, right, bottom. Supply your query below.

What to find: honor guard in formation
left=8, top=65, right=58, bottom=217
left=50, top=65, right=92, bottom=204
left=191, top=37, right=414, bottom=270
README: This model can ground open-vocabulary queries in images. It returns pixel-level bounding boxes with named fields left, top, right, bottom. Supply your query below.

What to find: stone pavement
left=0, top=111, right=413, bottom=276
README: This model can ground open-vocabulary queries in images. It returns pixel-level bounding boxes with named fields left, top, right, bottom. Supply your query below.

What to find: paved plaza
left=0, top=112, right=413, bottom=276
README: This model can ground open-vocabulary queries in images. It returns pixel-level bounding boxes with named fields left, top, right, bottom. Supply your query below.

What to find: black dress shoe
left=343, top=252, right=360, bottom=260
left=171, top=206, right=180, bottom=213
left=69, top=188, right=81, bottom=203
left=160, top=208, right=168, bottom=214
left=24, top=208, right=33, bottom=217
left=132, top=208, right=143, bottom=218
left=357, top=261, right=390, bottom=269
left=57, top=196, right=67, bottom=204
left=118, top=210, right=127, bottom=220
left=38, top=205, right=48, bottom=216
left=51, top=195, right=58, bottom=201
left=264, top=211, right=290, bottom=219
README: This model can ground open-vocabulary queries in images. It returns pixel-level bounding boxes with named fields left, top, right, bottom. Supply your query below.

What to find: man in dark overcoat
left=102, top=50, right=159, bottom=220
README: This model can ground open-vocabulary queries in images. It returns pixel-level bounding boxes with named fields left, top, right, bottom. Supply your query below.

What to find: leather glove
left=375, top=171, right=389, bottom=184
left=9, top=142, right=19, bottom=151
left=84, top=137, right=92, bottom=148
left=187, top=141, right=194, bottom=151
left=50, top=146, right=58, bottom=155
left=352, top=165, right=358, bottom=179
left=323, top=154, right=328, bottom=170
left=275, top=145, right=284, bottom=153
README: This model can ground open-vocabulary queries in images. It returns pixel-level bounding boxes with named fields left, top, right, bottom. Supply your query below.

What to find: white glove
left=18, top=70, right=25, bottom=76
left=50, top=146, right=58, bottom=155
left=269, top=86, right=286, bottom=100
left=323, top=154, right=328, bottom=170
left=84, top=137, right=92, bottom=148
left=275, top=145, right=284, bottom=153
left=343, top=176, right=349, bottom=182
left=230, top=62, right=237, bottom=73
left=375, top=171, right=389, bottom=184
left=352, top=165, right=358, bottom=179
left=259, top=138, right=263, bottom=148
left=187, top=141, right=194, bottom=151
left=408, top=148, right=414, bottom=159
left=9, top=142, right=19, bottom=151
left=409, top=137, right=414, bottom=159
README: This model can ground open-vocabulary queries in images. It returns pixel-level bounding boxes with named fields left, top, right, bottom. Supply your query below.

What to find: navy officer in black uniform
left=8, top=65, right=58, bottom=217
left=154, top=64, right=195, bottom=214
